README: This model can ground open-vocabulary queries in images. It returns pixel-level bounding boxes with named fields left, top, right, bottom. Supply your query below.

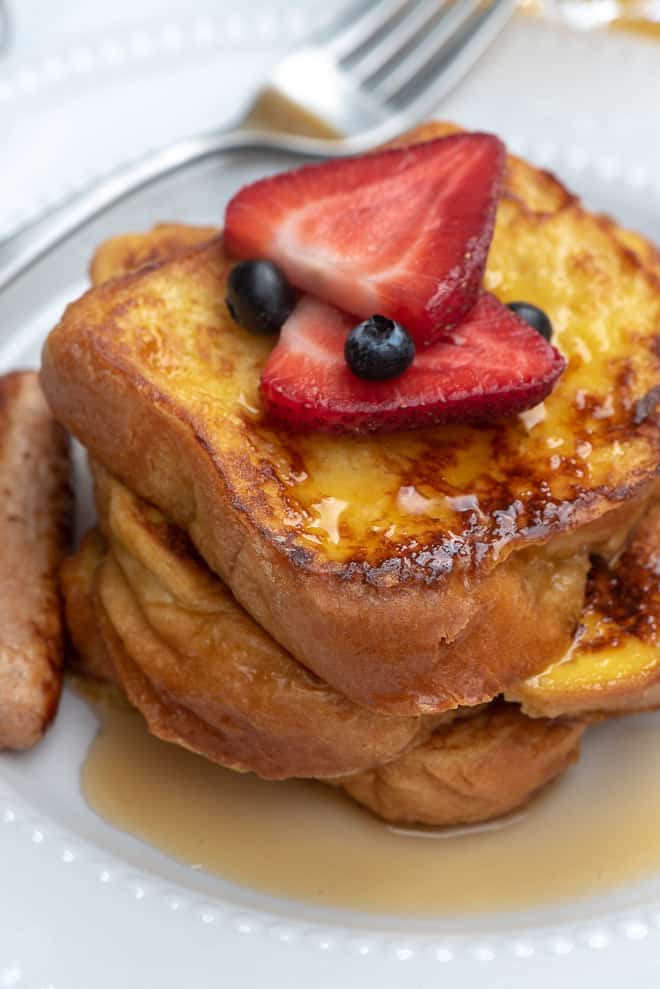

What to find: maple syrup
left=79, top=684, right=660, bottom=915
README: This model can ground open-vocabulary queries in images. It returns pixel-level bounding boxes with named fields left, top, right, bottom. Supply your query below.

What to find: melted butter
left=446, top=493, right=482, bottom=514
left=396, top=485, right=438, bottom=515
left=308, top=497, right=348, bottom=545
left=80, top=686, right=660, bottom=916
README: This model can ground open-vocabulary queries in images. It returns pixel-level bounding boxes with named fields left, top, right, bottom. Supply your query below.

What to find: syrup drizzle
left=78, top=684, right=660, bottom=916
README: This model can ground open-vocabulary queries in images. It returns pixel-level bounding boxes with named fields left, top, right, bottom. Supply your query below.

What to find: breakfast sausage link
left=0, top=371, right=72, bottom=750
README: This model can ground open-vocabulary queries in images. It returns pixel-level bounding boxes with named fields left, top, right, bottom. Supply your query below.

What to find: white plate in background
left=1, top=11, right=660, bottom=989
left=1, top=8, right=659, bottom=238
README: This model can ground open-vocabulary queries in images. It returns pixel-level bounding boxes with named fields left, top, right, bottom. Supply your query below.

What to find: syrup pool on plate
left=78, top=682, right=660, bottom=916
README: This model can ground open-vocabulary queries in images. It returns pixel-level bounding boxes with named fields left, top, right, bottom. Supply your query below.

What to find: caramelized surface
left=510, top=504, right=660, bottom=717
left=89, top=222, right=218, bottom=286
left=54, top=159, right=659, bottom=581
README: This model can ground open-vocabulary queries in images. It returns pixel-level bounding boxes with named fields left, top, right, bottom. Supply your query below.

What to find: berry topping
left=344, top=316, right=415, bottom=382
left=225, top=133, right=505, bottom=348
left=225, top=259, right=296, bottom=335
left=260, top=295, right=566, bottom=433
left=507, top=302, right=553, bottom=341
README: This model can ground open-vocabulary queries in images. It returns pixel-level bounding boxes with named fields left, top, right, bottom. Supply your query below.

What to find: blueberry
left=345, top=315, right=415, bottom=381
left=226, top=260, right=296, bottom=335
left=507, top=301, right=553, bottom=341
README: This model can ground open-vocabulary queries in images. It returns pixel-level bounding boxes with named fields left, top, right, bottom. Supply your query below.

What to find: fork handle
left=0, top=126, right=341, bottom=294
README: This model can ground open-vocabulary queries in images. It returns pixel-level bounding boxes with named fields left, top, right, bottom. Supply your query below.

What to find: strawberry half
left=225, top=133, right=505, bottom=348
left=260, top=295, right=566, bottom=433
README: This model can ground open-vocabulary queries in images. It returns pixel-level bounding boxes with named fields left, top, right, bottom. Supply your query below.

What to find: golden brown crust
left=41, top=122, right=659, bottom=715
left=60, top=529, right=119, bottom=684
left=89, top=222, right=218, bottom=285
left=65, top=537, right=428, bottom=779
left=97, top=553, right=427, bottom=779
left=338, top=703, right=584, bottom=826
left=393, top=122, right=577, bottom=216
left=0, top=372, right=72, bottom=750
left=604, top=222, right=660, bottom=280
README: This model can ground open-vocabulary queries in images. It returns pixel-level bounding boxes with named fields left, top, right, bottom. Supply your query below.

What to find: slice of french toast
left=42, top=125, right=659, bottom=716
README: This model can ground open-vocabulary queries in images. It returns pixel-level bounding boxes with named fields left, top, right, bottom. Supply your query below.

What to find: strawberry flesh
left=260, top=295, right=566, bottom=433
left=225, top=133, right=505, bottom=348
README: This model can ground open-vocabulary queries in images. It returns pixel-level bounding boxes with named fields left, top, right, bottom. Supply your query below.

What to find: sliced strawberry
left=225, top=133, right=505, bottom=348
left=260, top=295, right=566, bottom=433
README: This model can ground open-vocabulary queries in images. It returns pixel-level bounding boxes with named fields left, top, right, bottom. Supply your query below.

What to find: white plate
left=2, top=13, right=660, bottom=989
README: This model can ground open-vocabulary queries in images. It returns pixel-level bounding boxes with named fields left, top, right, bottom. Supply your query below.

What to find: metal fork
left=0, top=0, right=515, bottom=292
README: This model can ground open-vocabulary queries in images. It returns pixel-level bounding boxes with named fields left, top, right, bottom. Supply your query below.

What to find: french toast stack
left=43, top=123, right=659, bottom=826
